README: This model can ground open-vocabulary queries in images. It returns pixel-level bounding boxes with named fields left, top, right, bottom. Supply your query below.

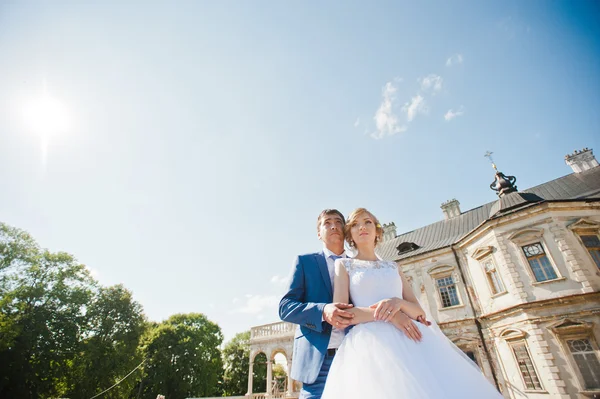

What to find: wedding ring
left=387, top=310, right=392, bottom=314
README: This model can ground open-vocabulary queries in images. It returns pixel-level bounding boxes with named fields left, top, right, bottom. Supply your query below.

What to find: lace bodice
left=337, top=258, right=403, bottom=308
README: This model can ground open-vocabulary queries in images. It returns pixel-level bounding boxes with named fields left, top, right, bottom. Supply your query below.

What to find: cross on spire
left=484, top=151, right=497, bottom=170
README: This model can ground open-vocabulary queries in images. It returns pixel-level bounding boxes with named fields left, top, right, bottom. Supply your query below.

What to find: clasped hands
left=323, top=298, right=431, bottom=342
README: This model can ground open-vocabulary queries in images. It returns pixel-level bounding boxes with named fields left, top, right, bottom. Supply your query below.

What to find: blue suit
left=279, top=251, right=335, bottom=390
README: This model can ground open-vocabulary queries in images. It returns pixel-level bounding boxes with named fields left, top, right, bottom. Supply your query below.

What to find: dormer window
left=397, top=242, right=420, bottom=255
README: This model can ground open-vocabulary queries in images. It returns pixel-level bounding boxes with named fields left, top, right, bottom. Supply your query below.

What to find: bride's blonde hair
left=344, top=208, right=384, bottom=248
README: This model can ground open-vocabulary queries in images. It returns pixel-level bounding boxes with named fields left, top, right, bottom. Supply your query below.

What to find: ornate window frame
left=427, top=264, right=464, bottom=310
left=471, top=246, right=507, bottom=297
left=500, top=329, right=545, bottom=392
left=567, top=218, right=600, bottom=270
left=508, top=228, right=564, bottom=284
left=451, top=336, right=484, bottom=370
left=550, top=319, right=600, bottom=394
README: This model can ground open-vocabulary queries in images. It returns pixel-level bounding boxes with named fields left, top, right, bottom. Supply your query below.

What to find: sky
left=1, top=1, right=599, bottom=342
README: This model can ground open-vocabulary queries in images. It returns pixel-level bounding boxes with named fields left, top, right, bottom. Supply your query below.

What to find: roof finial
left=484, top=151, right=497, bottom=171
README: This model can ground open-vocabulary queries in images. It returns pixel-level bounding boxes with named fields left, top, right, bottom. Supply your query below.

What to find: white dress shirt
left=322, top=246, right=347, bottom=349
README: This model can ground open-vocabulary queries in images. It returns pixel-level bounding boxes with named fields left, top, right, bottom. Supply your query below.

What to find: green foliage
left=139, top=313, right=224, bottom=399
left=0, top=223, right=96, bottom=398
left=65, top=284, right=147, bottom=399
left=0, top=222, right=228, bottom=399
left=221, top=330, right=250, bottom=396
left=252, top=352, right=267, bottom=394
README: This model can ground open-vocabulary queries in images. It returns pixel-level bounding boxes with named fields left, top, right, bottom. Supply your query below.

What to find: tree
left=221, top=331, right=250, bottom=396
left=65, top=284, right=147, bottom=399
left=251, top=352, right=267, bottom=394
left=0, top=223, right=149, bottom=399
left=0, top=223, right=96, bottom=399
left=139, top=313, right=224, bottom=399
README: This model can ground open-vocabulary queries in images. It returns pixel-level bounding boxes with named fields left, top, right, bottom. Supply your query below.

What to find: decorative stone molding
left=427, top=264, right=456, bottom=277
left=567, top=218, right=600, bottom=233
left=507, top=228, right=544, bottom=244
left=471, top=246, right=494, bottom=260
left=499, top=328, right=528, bottom=341
left=548, top=318, right=594, bottom=334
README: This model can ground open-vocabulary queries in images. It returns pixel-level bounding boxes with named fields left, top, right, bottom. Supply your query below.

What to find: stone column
left=549, top=220, right=594, bottom=292
left=246, top=361, right=253, bottom=396
left=287, top=360, right=293, bottom=396
left=266, top=360, right=273, bottom=397
left=525, top=321, right=569, bottom=398
left=495, top=235, right=529, bottom=302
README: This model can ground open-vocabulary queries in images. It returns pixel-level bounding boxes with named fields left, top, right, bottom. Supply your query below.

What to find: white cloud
left=444, top=106, right=465, bottom=121
left=237, top=294, right=279, bottom=315
left=353, top=118, right=360, bottom=128
left=371, top=81, right=407, bottom=140
left=420, top=74, right=443, bottom=93
left=402, top=95, right=427, bottom=122
left=270, top=275, right=288, bottom=286
left=446, top=54, right=463, bottom=67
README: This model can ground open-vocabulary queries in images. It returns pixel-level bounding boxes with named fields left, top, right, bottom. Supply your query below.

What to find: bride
left=321, top=208, right=503, bottom=399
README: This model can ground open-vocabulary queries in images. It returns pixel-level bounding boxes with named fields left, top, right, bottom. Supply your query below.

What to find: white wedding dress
left=321, top=259, right=503, bottom=399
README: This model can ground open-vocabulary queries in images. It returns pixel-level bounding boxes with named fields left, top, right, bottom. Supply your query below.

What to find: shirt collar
left=323, top=246, right=347, bottom=259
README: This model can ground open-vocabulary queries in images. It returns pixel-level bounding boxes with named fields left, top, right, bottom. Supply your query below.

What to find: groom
left=279, top=209, right=422, bottom=399
left=279, top=209, right=352, bottom=399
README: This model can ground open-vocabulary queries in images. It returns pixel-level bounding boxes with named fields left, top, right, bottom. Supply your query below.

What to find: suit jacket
left=278, top=251, right=334, bottom=384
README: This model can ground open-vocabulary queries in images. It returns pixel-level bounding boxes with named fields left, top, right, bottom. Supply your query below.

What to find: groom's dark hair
left=316, top=209, right=345, bottom=230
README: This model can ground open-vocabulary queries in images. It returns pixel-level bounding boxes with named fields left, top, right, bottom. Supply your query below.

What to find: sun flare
left=22, top=91, right=71, bottom=167
left=22, top=92, right=70, bottom=136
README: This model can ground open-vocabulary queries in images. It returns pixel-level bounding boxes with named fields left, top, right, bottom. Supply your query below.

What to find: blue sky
left=1, top=1, right=599, bottom=341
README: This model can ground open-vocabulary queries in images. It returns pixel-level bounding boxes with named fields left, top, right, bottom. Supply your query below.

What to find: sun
left=22, top=91, right=70, bottom=167
left=23, top=92, right=70, bottom=137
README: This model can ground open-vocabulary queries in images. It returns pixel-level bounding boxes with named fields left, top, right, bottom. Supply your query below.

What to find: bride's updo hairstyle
left=344, top=208, right=384, bottom=248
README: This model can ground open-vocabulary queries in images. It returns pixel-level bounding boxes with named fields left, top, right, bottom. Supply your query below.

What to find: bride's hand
left=370, top=297, right=403, bottom=322
left=391, top=312, right=422, bottom=342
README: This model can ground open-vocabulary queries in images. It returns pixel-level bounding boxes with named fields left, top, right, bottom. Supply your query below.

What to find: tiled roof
left=377, top=166, right=600, bottom=261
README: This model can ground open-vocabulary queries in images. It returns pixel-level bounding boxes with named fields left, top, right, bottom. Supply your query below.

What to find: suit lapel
left=315, top=252, right=333, bottom=298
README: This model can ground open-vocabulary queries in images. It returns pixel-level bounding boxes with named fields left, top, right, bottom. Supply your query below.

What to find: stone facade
left=398, top=204, right=600, bottom=398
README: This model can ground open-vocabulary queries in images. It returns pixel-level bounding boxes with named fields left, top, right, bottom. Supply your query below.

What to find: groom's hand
left=323, top=303, right=354, bottom=328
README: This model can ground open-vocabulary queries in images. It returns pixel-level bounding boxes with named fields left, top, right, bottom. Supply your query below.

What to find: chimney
left=382, top=222, right=397, bottom=242
left=565, top=148, right=599, bottom=173
left=441, top=199, right=461, bottom=220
